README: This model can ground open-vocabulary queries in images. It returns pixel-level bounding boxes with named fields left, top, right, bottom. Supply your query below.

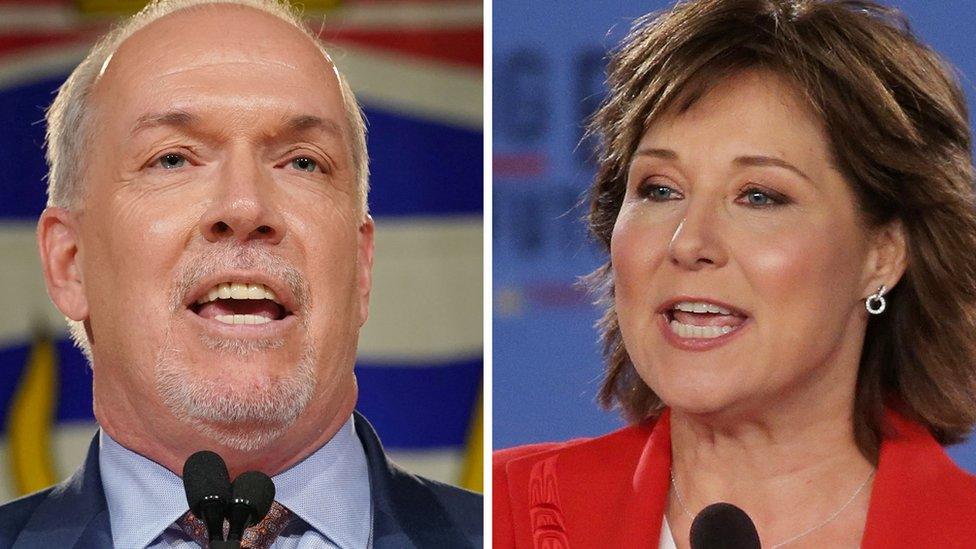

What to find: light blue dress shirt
left=99, top=415, right=372, bottom=549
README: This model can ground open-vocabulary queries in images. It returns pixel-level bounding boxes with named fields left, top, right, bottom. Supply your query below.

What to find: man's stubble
left=154, top=244, right=318, bottom=452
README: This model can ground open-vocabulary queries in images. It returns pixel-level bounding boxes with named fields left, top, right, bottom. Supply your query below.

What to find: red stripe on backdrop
left=322, top=27, right=482, bottom=68
left=0, top=30, right=105, bottom=56
left=0, top=0, right=72, bottom=5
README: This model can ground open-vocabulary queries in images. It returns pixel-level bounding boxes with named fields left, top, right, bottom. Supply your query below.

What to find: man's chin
left=155, top=353, right=316, bottom=453
left=187, top=417, right=293, bottom=453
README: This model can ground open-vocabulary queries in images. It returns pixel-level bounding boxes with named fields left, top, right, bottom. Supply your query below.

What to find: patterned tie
left=178, top=501, right=292, bottom=549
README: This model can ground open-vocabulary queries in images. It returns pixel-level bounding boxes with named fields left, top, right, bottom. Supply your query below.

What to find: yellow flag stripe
left=459, top=388, right=482, bottom=492
left=6, top=335, right=58, bottom=495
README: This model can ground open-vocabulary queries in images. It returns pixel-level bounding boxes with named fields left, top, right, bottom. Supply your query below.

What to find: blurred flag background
left=492, top=0, right=976, bottom=473
left=0, top=0, right=483, bottom=501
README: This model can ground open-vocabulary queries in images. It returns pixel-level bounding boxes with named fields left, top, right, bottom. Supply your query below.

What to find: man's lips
left=184, top=277, right=302, bottom=328
left=183, top=274, right=300, bottom=314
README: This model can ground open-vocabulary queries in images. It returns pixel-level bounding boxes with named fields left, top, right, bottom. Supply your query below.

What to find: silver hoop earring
left=865, top=285, right=887, bottom=315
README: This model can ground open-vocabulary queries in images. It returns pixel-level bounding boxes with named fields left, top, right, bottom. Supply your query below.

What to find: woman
left=494, top=0, right=976, bottom=547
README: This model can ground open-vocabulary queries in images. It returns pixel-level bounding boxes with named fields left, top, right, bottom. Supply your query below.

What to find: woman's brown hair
left=587, top=0, right=976, bottom=458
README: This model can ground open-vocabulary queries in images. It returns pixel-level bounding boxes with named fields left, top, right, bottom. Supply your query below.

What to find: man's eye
left=157, top=153, right=186, bottom=169
left=290, top=157, right=318, bottom=173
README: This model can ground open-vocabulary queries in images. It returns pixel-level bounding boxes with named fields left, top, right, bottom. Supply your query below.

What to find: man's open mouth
left=189, top=282, right=293, bottom=325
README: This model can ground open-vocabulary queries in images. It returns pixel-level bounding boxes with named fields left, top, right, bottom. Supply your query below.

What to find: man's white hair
left=48, top=0, right=370, bottom=361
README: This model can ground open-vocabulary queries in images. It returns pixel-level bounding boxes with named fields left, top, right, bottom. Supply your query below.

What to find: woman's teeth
left=668, top=319, right=734, bottom=339
left=665, top=301, right=746, bottom=339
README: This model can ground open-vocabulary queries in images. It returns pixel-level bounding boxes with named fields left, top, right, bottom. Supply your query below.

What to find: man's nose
left=198, top=150, right=286, bottom=245
left=667, top=197, right=728, bottom=270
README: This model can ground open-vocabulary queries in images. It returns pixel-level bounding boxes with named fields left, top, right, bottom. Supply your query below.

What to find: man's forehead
left=130, top=109, right=344, bottom=141
left=96, top=4, right=337, bottom=90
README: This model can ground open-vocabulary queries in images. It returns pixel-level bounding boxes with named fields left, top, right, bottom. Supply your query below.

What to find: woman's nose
left=667, top=200, right=727, bottom=270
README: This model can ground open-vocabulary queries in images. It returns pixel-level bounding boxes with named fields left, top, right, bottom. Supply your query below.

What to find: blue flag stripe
left=356, top=358, right=482, bottom=449
left=365, top=107, right=483, bottom=217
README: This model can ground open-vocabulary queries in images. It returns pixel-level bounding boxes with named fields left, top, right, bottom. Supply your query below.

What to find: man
left=0, top=0, right=482, bottom=547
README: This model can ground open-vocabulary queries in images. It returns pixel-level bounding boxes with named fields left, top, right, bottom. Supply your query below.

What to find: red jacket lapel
left=495, top=408, right=976, bottom=548
left=861, top=409, right=976, bottom=548
left=495, top=410, right=672, bottom=548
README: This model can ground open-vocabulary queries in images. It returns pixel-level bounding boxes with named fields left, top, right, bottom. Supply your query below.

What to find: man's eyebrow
left=130, top=110, right=200, bottom=135
left=633, top=148, right=812, bottom=182
left=280, top=114, right=343, bottom=138
left=129, top=112, right=343, bottom=140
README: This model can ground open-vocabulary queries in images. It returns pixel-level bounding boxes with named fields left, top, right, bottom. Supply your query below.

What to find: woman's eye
left=157, top=153, right=186, bottom=169
left=641, top=184, right=679, bottom=201
left=740, top=188, right=782, bottom=207
left=290, top=157, right=318, bottom=173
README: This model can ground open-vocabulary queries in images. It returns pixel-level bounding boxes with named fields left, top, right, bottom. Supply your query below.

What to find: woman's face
left=611, top=70, right=899, bottom=417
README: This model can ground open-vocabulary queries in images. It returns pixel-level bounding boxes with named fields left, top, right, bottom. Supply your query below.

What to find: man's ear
left=356, top=214, right=375, bottom=327
left=37, top=207, right=88, bottom=321
left=862, top=219, right=908, bottom=299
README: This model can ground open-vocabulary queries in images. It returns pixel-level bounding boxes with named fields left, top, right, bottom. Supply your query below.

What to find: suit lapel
left=14, top=434, right=113, bottom=549
left=353, top=411, right=474, bottom=549
left=502, top=411, right=671, bottom=548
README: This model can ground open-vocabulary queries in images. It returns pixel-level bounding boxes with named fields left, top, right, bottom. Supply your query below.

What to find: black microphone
left=226, top=471, right=276, bottom=541
left=689, top=502, right=761, bottom=549
left=182, top=450, right=231, bottom=543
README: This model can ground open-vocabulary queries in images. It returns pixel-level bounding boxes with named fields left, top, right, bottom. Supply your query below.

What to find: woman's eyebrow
left=633, top=147, right=812, bottom=182
left=733, top=155, right=812, bottom=183
left=633, top=147, right=678, bottom=160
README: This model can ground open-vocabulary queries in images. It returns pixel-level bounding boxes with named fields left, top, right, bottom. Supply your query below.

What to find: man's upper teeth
left=195, top=282, right=279, bottom=305
left=673, top=301, right=733, bottom=315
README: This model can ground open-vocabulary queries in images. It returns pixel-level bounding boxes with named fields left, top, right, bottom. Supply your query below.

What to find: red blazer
left=494, top=409, right=976, bottom=548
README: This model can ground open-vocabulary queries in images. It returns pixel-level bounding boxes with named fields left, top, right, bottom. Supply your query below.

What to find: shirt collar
left=99, top=414, right=371, bottom=549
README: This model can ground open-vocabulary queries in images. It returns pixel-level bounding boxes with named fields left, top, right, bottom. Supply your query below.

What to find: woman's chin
left=655, top=381, right=756, bottom=418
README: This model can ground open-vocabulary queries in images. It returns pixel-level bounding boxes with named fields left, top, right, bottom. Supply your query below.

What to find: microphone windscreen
left=689, top=502, right=761, bottom=549
left=232, top=471, right=276, bottom=521
left=182, top=450, right=231, bottom=511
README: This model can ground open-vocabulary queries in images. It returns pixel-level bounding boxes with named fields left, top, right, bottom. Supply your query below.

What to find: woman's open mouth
left=659, top=300, right=750, bottom=349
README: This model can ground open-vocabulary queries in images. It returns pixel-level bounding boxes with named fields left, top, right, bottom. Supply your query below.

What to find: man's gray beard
left=154, top=327, right=317, bottom=452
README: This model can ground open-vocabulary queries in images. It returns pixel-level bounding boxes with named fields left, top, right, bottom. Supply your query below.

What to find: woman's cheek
left=611, top=205, right=667, bottom=321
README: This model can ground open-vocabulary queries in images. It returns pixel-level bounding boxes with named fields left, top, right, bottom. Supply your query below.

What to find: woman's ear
left=863, top=219, right=908, bottom=297
left=37, top=207, right=89, bottom=321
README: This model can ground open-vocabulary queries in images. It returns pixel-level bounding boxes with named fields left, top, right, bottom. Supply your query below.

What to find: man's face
left=62, top=6, right=372, bottom=449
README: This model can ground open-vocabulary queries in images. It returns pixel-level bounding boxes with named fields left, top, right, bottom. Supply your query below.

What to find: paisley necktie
left=178, top=501, right=292, bottom=549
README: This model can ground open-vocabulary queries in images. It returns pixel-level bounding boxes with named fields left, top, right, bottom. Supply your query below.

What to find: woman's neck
left=666, top=402, right=876, bottom=548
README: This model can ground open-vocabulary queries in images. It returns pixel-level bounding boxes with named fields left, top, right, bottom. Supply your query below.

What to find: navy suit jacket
left=0, top=412, right=482, bottom=548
